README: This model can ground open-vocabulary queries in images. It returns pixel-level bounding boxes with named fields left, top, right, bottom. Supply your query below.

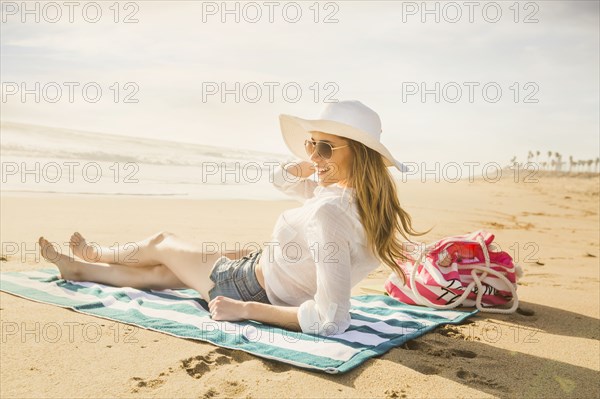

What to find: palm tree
left=509, top=156, right=517, bottom=170
left=595, top=157, right=599, bottom=173
left=555, top=152, right=562, bottom=172
left=547, top=151, right=553, bottom=171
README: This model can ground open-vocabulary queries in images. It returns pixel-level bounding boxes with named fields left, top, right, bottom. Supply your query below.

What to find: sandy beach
left=1, top=171, right=599, bottom=398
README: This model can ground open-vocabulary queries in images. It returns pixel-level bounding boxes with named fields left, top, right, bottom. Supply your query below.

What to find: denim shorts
left=208, top=248, right=271, bottom=304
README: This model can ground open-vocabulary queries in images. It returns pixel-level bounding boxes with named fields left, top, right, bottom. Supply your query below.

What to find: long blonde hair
left=343, top=138, right=432, bottom=285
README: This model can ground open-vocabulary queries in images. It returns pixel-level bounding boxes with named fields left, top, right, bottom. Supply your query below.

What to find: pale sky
left=1, top=1, right=598, bottom=169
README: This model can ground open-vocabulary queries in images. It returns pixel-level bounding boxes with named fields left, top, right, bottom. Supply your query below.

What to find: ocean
left=0, top=121, right=295, bottom=200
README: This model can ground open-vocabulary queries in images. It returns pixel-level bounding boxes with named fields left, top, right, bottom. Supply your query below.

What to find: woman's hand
left=283, top=161, right=316, bottom=179
left=207, top=296, right=248, bottom=322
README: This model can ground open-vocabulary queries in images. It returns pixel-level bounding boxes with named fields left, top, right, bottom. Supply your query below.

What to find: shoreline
left=3, top=169, right=598, bottom=200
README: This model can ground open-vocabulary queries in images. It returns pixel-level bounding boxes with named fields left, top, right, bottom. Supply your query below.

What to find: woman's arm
left=272, top=161, right=318, bottom=201
left=243, top=302, right=302, bottom=332
left=298, top=203, right=355, bottom=336
left=208, top=295, right=302, bottom=332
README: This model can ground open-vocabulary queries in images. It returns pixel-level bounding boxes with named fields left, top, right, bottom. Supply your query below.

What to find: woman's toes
left=72, top=232, right=83, bottom=243
left=39, top=237, right=81, bottom=280
left=39, top=237, right=59, bottom=262
left=69, top=233, right=99, bottom=262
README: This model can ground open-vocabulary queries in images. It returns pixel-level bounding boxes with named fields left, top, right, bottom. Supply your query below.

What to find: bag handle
left=409, top=236, right=519, bottom=314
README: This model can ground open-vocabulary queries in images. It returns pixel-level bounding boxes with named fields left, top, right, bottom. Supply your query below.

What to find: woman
left=38, top=100, right=429, bottom=337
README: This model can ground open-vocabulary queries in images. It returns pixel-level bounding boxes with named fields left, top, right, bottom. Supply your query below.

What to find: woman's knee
left=149, top=231, right=175, bottom=245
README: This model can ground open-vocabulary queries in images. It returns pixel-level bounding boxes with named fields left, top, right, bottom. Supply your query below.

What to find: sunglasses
left=304, top=139, right=349, bottom=160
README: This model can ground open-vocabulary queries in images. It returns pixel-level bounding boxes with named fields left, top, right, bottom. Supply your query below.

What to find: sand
left=1, top=171, right=599, bottom=398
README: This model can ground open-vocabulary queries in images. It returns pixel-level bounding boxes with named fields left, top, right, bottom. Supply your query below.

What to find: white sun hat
left=278, top=100, right=408, bottom=173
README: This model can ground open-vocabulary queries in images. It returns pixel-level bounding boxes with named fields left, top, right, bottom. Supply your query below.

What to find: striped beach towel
left=0, top=268, right=478, bottom=374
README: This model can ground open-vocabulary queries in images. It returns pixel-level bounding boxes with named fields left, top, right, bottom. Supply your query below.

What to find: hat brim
left=279, top=114, right=409, bottom=173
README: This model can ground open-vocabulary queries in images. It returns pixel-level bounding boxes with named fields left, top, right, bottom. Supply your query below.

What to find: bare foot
left=39, top=236, right=81, bottom=280
left=69, top=232, right=100, bottom=262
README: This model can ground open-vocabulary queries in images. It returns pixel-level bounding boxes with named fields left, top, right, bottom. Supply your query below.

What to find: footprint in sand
left=181, top=350, right=251, bottom=398
left=201, top=382, right=248, bottom=399
left=456, top=368, right=508, bottom=392
left=450, top=349, right=477, bottom=359
left=412, top=363, right=440, bottom=375
left=402, top=340, right=477, bottom=359
left=180, top=349, right=234, bottom=379
left=385, top=388, right=409, bottom=399
left=202, top=387, right=218, bottom=398
left=261, top=358, right=293, bottom=373
left=437, top=325, right=481, bottom=341
left=401, top=340, right=424, bottom=350
left=131, top=362, right=243, bottom=395
left=129, top=376, right=165, bottom=393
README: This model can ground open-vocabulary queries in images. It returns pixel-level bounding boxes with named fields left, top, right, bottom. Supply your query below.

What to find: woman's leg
left=45, top=232, right=236, bottom=300
left=144, top=231, right=236, bottom=301
left=70, top=231, right=254, bottom=267
left=69, top=232, right=164, bottom=267
left=39, top=237, right=189, bottom=290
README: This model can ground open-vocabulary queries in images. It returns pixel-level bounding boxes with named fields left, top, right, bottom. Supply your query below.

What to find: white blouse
left=259, top=163, right=381, bottom=336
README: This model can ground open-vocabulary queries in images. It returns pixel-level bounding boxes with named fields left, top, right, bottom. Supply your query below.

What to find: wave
left=0, top=121, right=289, bottom=168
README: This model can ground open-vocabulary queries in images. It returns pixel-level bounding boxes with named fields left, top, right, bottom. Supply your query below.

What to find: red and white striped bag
left=384, top=230, right=523, bottom=313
